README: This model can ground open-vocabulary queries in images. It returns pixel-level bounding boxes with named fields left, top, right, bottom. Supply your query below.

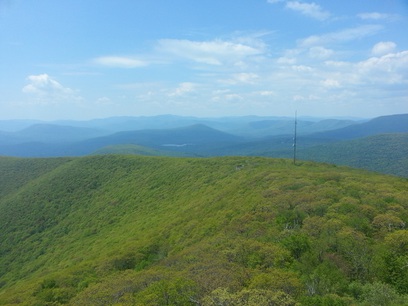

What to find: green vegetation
left=92, top=144, right=172, bottom=156
left=0, top=156, right=71, bottom=198
left=1, top=155, right=408, bottom=305
left=300, top=133, right=408, bottom=177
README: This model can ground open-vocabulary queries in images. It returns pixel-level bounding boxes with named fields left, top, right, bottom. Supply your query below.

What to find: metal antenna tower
left=293, top=111, right=297, bottom=165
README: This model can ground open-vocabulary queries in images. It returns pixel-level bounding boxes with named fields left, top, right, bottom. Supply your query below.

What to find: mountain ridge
left=308, top=114, right=408, bottom=140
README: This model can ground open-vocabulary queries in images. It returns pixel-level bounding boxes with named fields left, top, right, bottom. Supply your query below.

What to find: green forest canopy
left=0, top=155, right=407, bottom=305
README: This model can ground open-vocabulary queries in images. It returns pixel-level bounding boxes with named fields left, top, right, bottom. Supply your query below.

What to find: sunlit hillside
left=0, top=155, right=407, bottom=305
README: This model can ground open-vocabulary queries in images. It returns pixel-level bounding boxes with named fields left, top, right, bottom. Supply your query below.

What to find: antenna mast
left=293, top=111, right=297, bottom=165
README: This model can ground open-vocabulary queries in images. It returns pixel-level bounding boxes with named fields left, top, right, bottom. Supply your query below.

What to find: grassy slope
left=91, top=144, right=171, bottom=156
left=0, top=155, right=408, bottom=305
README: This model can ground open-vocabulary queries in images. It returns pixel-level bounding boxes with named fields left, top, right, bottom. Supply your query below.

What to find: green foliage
left=381, top=230, right=408, bottom=294
left=1, top=155, right=408, bottom=305
left=280, top=232, right=310, bottom=259
left=360, top=282, right=406, bottom=306
left=0, top=156, right=71, bottom=198
left=202, top=288, right=298, bottom=306
left=300, top=294, right=353, bottom=306
left=300, top=133, right=408, bottom=178
left=135, top=277, right=197, bottom=305
left=92, top=144, right=175, bottom=156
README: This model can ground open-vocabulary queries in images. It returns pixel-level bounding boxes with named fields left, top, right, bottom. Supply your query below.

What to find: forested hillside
left=300, top=133, right=408, bottom=177
left=1, top=155, right=408, bottom=305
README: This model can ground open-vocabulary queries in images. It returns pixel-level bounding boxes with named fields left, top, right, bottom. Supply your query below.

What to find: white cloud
left=321, top=78, right=341, bottom=88
left=293, top=94, right=320, bottom=101
left=263, top=47, right=408, bottom=116
left=357, top=51, right=408, bottom=84
left=285, top=1, right=330, bottom=21
left=93, top=56, right=148, bottom=68
left=321, top=51, right=408, bottom=87
left=221, top=73, right=259, bottom=85
left=258, top=90, right=276, bottom=96
left=276, top=49, right=301, bottom=65
left=211, top=89, right=243, bottom=102
left=357, top=12, right=393, bottom=20
left=308, top=46, right=334, bottom=59
left=291, top=65, right=313, bottom=72
left=22, top=74, right=83, bottom=105
left=371, top=41, right=397, bottom=56
left=169, top=82, right=197, bottom=97
left=96, top=97, right=113, bottom=105
left=157, top=38, right=264, bottom=66
left=23, top=74, right=71, bottom=94
left=299, top=25, right=383, bottom=47
left=277, top=56, right=297, bottom=65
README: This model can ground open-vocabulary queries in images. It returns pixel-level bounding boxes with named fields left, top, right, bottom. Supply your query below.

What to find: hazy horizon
left=1, top=0, right=407, bottom=120
left=0, top=112, right=385, bottom=123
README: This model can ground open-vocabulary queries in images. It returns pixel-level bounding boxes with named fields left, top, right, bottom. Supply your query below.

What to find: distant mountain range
left=0, top=114, right=359, bottom=136
left=0, top=114, right=407, bottom=176
left=308, top=114, right=408, bottom=140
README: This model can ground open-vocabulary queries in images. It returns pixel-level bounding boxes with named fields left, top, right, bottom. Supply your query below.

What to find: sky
left=0, top=0, right=408, bottom=120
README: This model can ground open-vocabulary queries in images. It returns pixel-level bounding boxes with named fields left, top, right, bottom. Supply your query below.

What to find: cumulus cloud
left=285, top=1, right=330, bottom=21
left=22, top=74, right=83, bottom=106
left=357, top=51, right=408, bottom=84
left=93, top=56, right=148, bottom=68
left=22, top=74, right=84, bottom=106
left=322, top=50, right=408, bottom=88
left=23, top=74, right=72, bottom=95
left=371, top=41, right=397, bottom=56
left=156, top=38, right=264, bottom=66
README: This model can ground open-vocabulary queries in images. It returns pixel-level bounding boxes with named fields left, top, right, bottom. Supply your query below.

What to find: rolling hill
left=1, top=155, right=408, bottom=305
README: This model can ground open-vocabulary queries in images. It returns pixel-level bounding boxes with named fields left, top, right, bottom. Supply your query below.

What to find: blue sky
left=1, top=0, right=407, bottom=120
